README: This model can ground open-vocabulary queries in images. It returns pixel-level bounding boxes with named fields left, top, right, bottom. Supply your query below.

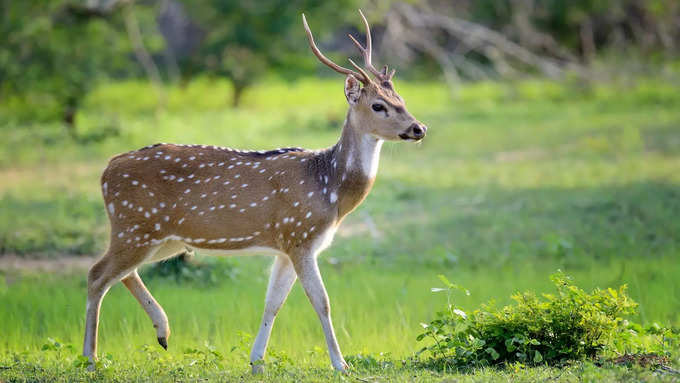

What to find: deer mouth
left=399, top=133, right=424, bottom=141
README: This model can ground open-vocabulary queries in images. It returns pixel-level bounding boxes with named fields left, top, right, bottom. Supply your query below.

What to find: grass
left=1, top=75, right=680, bottom=381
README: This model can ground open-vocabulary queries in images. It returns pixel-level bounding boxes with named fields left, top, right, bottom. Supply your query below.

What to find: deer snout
left=400, top=123, right=427, bottom=141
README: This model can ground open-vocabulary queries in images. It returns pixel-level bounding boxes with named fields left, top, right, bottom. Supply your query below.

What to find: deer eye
left=371, top=103, right=386, bottom=112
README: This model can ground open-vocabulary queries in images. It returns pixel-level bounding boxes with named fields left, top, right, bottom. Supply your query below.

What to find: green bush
left=416, top=272, right=676, bottom=370
left=141, top=253, right=239, bottom=287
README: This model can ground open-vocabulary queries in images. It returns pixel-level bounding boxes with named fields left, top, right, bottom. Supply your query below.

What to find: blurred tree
left=173, top=0, right=360, bottom=107
left=382, top=0, right=679, bottom=89
left=465, top=0, right=680, bottom=60
left=0, top=0, right=137, bottom=134
left=2, top=0, right=678, bottom=128
left=0, top=0, right=168, bottom=134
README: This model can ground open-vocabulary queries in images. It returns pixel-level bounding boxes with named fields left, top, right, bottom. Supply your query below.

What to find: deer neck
left=324, top=111, right=383, bottom=219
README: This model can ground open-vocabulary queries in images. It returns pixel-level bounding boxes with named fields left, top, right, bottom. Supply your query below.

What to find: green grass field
left=1, top=76, right=679, bottom=381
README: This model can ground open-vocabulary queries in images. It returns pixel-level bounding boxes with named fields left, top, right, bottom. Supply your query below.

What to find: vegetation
left=0, top=0, right=144, bottom=130
left=3, top=0, right=680, bottom=126
left=3, top=1, right=680, bottom=381
left=141, top=252, right=239, bottom=286
left=416, top=272, right=677, bottom=370
left=1, top=77, right=679, bottom=381
left=0, top=264, right=678, bottom=381
left=178, top=0, right=358, bottom=106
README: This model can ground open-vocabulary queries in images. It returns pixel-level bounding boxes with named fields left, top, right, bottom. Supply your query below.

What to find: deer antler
left=302, top=13, right=371, bottom=84
left=348, top=10, right=395, bottom=82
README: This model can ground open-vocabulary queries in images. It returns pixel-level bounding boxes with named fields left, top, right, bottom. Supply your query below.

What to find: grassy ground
left=1, top=76, right=680, bottom=381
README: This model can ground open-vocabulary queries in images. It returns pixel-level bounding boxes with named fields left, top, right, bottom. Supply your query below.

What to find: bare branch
left=123, top=2, right=166, bottom=108
left=394, top=3, right=588, bottom=79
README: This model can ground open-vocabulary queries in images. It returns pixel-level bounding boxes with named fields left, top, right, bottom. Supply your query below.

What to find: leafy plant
left=183, top=342, right=224, bottom=369
left=141, top=253, right=238, bottom=286
left=416, top=272, right=674, bottom=370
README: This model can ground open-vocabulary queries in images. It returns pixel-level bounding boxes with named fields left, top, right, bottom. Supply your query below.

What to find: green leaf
left=505, top=338, right=517, bottom=352
left=485, top=347, right=500, bottom=360
left=437, top=274, right=454, bottom=288
left=73, top=355, right=91, bottom=369
left=533, top=351, right=543, bottom=363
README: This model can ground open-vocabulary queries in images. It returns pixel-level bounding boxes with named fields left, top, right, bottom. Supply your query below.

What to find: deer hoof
left=334, top=359, right=349, bottom=373
left=157, top=337, right=168, bottom=350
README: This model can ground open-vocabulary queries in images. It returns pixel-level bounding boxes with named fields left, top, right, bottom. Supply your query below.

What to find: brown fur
left=84, top=10, right=428, bottom=373
left=101, top=136, right=378, bottom=256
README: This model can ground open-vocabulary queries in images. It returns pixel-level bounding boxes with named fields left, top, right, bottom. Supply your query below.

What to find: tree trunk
left=580, top=18, right=596, bottom=63
left=123, top=3, right=166, bottom=110
left=231, top=82, right=246, bottom=108
left=63, top=96, right=79, bottom=139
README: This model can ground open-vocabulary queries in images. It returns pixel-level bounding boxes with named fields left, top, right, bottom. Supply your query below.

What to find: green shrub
left=141, top=253, right=239, bottom=287
left=416, top=272, right=675, bottom=370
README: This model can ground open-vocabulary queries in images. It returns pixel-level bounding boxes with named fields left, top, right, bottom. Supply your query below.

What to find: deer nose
left=410, top=123, right=427, bottom=139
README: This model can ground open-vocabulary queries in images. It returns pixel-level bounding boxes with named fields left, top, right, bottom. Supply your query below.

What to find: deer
left=82, top=10, right=427, bottom=373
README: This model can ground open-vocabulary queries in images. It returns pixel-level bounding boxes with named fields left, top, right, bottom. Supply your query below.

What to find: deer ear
left=344, top=74, right=362, bottom=105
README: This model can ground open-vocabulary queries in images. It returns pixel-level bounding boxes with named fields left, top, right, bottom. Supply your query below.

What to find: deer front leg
left=293, top=254, right=348, bottom=372
left=250, top=254, right=297, bottom=373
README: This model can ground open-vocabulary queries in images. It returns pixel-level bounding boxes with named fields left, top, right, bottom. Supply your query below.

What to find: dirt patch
left=0, top=255, right=96, bottom=273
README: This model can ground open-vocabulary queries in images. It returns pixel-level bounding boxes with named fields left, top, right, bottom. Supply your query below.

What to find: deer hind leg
left=82, top=245, right=155, bottom=368
left=292, top=254, right=348, bottom=372
left=121, top=270, right=170, bottom=350
left=250, top=254, right=297, bottom=373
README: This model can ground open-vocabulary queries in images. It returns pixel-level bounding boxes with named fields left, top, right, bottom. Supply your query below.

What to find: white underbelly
left=146, top=238, right=283, bottom=263
left=186, top=245, right=284, bottom=257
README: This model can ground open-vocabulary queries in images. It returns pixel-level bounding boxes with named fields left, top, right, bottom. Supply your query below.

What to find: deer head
left=302, top=10, right=427, bottom=142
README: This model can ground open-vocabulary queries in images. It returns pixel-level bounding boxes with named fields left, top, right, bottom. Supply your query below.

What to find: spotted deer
left=83, top=10, right=427, bottom=372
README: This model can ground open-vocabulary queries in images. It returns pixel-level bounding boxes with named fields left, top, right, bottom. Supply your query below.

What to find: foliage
left=448, top=0, right=680, bottom=58
left=2, top=77, right=680, bottom=261
left=0, top=194, right=106, bottom=256
left=141, top=254, right=239, bottom=286
left=1, top=78, right=679, bottom=380
left=0, top=0, right=141, bottom=129
left=177, top=0, right=359, bottom=106
left=0, top=295, right=677, bottom=381
left=416, top=272, right=678, bottom=370
left=2, top=0, right=679, bottom=125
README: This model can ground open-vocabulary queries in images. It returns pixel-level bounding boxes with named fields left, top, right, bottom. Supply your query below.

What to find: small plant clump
left=141, top=253, right=238, bottom=286
left=416, top=272, right=677, bottom=371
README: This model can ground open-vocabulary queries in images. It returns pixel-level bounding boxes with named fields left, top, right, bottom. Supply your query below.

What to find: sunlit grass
left=1, top=76, right=680, bottom=380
